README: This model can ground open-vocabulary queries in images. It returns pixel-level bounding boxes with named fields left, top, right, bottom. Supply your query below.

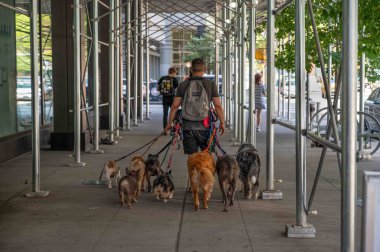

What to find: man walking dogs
left=164, top=58, right=225, bottom=154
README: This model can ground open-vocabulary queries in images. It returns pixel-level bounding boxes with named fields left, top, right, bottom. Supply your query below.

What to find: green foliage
left=183, top=33, right=216, bottom=73
left=15, top=13, right=52, bottom=75
left=274, top=0, right=380, bottom=82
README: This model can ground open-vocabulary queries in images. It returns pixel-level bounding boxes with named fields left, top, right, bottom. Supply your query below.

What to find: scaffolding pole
left=248, top=0, right=256, bottom=145
left=226, top=0, right=231, bottom=129
left=233, top=16, right=239, bottom=140
left=262, top=0, right=282, bottom=200
left=126, top=1, right=132, bottom=130
left=145, top=0, right=150, bottom=120
left=108, top=0, right=115, bottom=143
left=139, top=0, right=144, bottom=123
left=26, top=0, right=50, bottom=197
left=240, top=0, right=246, bottom=143
left=115, top=0, right=121, bottom=137
left=134, top=0, right=139, bottom=126
left=341, top=0, right=358, bottom=250
left=89, top=0, right=104, bottom=154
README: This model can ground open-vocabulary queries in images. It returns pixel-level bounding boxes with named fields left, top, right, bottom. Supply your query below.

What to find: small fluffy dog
left=153, top=170, right=175, bottom=202
left=236, top=143, right=261, bottom=199
left=118, top=171, right=139, bottom=208
left=187, top=151, right=215, bottom=211
left=216, top=155, right=240, bottom=212
left=145, top=154, right=163, bottom=192
left=126, top=155, right=146, bottom=196
left=103, top=160, right=121, bottom=189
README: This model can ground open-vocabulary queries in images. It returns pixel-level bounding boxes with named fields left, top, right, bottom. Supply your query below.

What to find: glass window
left=0, top=0, right=53, bottom=139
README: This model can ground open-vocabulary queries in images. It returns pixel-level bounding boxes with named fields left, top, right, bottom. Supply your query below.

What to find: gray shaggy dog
left=216, top=155, right=240, bottom=212
left=236, top=143, right=261, bottom=199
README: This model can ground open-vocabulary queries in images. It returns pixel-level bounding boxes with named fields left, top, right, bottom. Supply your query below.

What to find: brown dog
left=118, top=171, right=139, bottom=208
left=187, top=151, right=215, bottom=211
left=103, top=160, right=121, bottom=189
left=126, top=155, right=146, bottom=196
left=216, top=155, right=240, bottom=212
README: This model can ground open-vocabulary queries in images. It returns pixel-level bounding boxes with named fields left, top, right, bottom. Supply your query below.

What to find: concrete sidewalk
left=0, top=105, right=378, bottom=252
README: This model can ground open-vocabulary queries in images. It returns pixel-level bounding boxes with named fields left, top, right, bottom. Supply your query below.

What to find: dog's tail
left=199, top=168, right=215, bottom=191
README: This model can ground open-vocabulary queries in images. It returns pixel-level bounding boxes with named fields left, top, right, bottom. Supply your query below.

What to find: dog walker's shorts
left=182, top=130, right=214, bottom=154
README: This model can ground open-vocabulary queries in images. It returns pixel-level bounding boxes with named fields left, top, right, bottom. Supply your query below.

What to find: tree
left=183, top=32, right=216, bottom=73
left=271, top=0, right=380, bottom=82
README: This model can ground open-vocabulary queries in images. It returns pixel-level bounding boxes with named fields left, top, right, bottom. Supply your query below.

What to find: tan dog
left=127, top=155, right=146, bottom=196
left=103, top=160, right=121, bottom=189
left=187, top=151, right=215, bottom=211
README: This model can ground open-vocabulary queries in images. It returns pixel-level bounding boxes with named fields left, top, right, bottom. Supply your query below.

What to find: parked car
left=16, top=76, right=53, bottom=101
left=364, top=87, right=380, bottom=124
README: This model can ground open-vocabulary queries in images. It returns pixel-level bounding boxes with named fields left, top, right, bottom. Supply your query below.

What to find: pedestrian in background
left=158, top=67, right=178, bottom=131
left=255, top=73, right=266, bottom=132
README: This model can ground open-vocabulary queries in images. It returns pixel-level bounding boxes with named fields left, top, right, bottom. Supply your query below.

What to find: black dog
left=216, top=155, right=240, bottom=212
left=236, top=143, right=261, bottom=199
left=153, top=170, right=175, bottom=202
left=145, top=154, right=163, bottom=192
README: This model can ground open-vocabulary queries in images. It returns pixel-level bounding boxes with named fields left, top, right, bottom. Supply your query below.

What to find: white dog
left=103, top=161, right=121, bottom=189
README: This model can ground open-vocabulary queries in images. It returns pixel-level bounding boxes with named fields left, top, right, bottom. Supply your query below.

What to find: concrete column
left=50, top=0, right=90, bottom=151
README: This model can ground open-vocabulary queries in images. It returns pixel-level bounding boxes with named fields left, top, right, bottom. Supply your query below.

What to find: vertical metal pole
left=134, top=0, right=139, bottom=126
left=91, top=0, right=103, bottom=153
left=265, top=0, right=275, bottom=191
left=145, top=0, right=150, bottom=120
left=342, top=0, right=358, bottom=250
left=358, top=52, right=365, bottom=152
left=31, top=0, right=41, bottom=190
left=328, top=42, right=332, bottom=91
left=295, top=0, right=307, bottom=227
left=126, top=1, right=131, bottom=129
left=287, top=71, right=291, bottom=121
left=221, top=4, right=226, bottom=114
left=115, top=0, right=121, bottom=137
left=277, top=69, right=280, bottom=116
left=26, top=0, right=50, bottom=197
left=38, top=0, right=45, bottom=125
left=262, top=0, right=282, bottom=200
left=139, top=0, right=144, bottom=123
left=240, top=0, right=246, bottom=143
left=226, top=0, right=231, bottom=128
left=237, top=2, right=241, bottom=142
left=286, top=0, right=315, bottom=237
left=281, top=69, right=285, bottom=119
left=233, top=19, right=239, bottom=140
left=249, top=0, right=256, bottom=145
left=108, top=0, right=115, bottom=142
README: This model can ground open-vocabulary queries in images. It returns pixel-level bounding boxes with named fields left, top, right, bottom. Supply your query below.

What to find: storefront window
left=0, top=0, right=53, bottom=139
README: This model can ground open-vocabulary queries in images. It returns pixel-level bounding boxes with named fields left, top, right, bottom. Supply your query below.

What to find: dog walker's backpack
left=181, top=77, right=210, bottom=121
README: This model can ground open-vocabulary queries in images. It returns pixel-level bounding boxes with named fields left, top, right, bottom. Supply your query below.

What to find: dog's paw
left=132, top=199, right=138, bottom=203
left=108, top=184, right=112, bottom=189
left=163, top=199, right=168, bottom=203
left=202, top=205, right=208, bottom=210
left=223, top=208, right=229, bottom=212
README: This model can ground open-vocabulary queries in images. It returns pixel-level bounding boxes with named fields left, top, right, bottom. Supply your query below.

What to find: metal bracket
left=285, top=224, right=316, bottom=238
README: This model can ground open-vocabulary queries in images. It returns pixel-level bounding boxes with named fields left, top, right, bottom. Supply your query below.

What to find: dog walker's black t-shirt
left=175, top=77, right=219, bottom=131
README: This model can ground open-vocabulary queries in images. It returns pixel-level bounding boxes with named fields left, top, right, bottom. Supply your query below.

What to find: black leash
left=155, top=139, right=173, bottom=156
left=114, top=134, right=162, bottom=162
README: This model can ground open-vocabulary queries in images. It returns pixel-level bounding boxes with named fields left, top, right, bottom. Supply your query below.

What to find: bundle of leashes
left=204, top=107, right=227, bottom=156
